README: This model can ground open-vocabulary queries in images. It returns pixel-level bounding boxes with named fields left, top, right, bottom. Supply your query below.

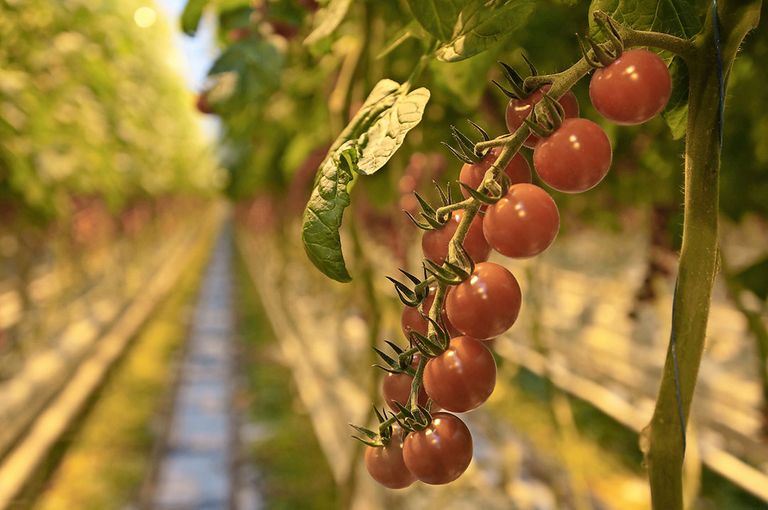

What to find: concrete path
left=150, top=229, right=250, bottom=510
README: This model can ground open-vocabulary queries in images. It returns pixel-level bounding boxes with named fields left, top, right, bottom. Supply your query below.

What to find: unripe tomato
left=364, top=426, right=416, bottom=489
left=382, top=371, right=428, bottom=411
left=483, top=183, right=560, bottom=258
left=459, top=148, right=532, bottom=199
left=402, top=413, right=473, bottom=485
left=533, top=118, right=612, bottom=193
left=445, top=262, right=522, bottom=340
left=505, top=85, right=579, bottom=148
left=422, top=210, right=490, bottom=265
left=423, top=336, right=496, bottom=412
left=589, top=49, right=672, bottom=125
left=401, top=288, right=461, bottom=339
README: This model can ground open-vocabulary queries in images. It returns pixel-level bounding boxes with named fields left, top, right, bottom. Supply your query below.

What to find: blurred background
left=0, top=1, right=766, bottom=509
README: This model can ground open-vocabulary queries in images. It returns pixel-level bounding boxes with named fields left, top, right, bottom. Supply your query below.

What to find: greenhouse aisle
left=148, top=227, right=256, bottom=509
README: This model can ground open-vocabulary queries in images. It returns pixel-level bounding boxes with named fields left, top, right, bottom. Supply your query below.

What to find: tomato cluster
left=363, top=47, right=672, bottom=490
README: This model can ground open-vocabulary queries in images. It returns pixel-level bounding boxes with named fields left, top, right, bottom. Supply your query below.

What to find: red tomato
left=533, top=118, right=612, bottom=193
left=445, top=262, right=522, bottom=340
left=422, top=210, right=490, bottom=265
left=506, top=85, right=579, bottom=148
left=365, top=426, right=416, bottom=489
left=459, top=148, right=532, bottom=199
left=483, top=183, right=560, bottom=258
left=382, top=371, right=428, bottom=411
left=589, top=49, right=672, bottom=125
left=402, top=413, right=473, bottom=485
left=401, top=288, right=460, bottom=339
left=423, top=336, right=496, bottom=412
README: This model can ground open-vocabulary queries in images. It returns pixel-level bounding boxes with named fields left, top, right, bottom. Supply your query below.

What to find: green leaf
left=662, top=57, right=689, bottom=139
left=406, top=0, right=464, bottom=41
left=734, top=256, right=768, bottom=301
left=181, top=0, right=209, bottom=36
left=435, top=0, right=536, bottom=62
left=430, top=46, right=499, bottom=110
left=304, top=0, right=353, bottom=45
left=356, top=87, right=430, bottom=175
left=301, top=79, right=430, bottom=281
left=588, top=0, right=704, bottom=37
left=301, top=143, right=359, bottom=283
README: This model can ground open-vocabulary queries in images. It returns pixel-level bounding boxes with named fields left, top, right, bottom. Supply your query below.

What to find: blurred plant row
left=0, top=0, right=222, bottom=227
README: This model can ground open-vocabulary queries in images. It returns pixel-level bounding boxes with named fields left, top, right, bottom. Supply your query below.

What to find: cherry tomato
left=506, top=85, right=579, bottom=148
left=459, top=148, right=531, bottom=199
left=382, top=371, right=428, bottom=411
left=365, top=426, right=416, bottom=489
left=402, top=413, right=473, bottom=485
left=533, top=118, right=612, bottom=193
left=483, top=183, right=560, bottom=258
left=401, top=288, right=460, bottom=339
left=589, top=49, right=672, bottom=125
left=445, top=262, right=522, bottom=340
left=195, top=93, right=214, bottom=115
left=422, top=210, right=490, bottom=265
left=423, top=336, right=496, bottom=412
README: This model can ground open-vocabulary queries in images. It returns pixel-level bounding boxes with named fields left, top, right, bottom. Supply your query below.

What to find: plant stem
left=644, top=3, right=761, bottom=509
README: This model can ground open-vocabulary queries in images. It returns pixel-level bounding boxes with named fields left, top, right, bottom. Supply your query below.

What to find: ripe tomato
left=402, top=413, right=473, bottom=485
left=401, top=288, right=460, bottom=339
left=445, top=262, right=522, bottom=340
left=365, top=426, right=416, bottom=489
left=483, top=183, right=560, bottom=258
left=506, top=85, right=579, bottom=148
left=422, top=210, right=490, bottom=265
left=423, top=336, right=496, bottom=412
left=382, top=371, right=428, bottom=411
left=589, top=49, right=672, bottom=125
left=533, top=118, right=612, bottom=193
left=459, top=148, right=531, bottom=199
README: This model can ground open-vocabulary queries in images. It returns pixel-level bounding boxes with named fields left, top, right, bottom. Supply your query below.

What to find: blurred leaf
left=406, top=0, right=464, bottom=41
left=377, top=21, right=428, bottom=59
left=430, top=46, right=498, bottom=110
left=435, top=0, right=536, bottom=62
left=181, top=0, right=210, bottom=36
left=662, top=57, right=689, bottom=139
left=588, top=0, right=704, bottom=37
left=304, top=0, right=353, bottom=45
left=734, top=256, right=768, bottom=301
left=301, top=143, right=358, bottom=283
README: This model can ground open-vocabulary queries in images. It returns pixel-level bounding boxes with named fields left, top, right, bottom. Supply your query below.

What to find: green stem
left=644, top=3, right=761, bottom=509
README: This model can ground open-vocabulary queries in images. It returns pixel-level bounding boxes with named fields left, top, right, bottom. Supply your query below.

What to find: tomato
left=459, top=148, right=531, bottom=199
left=401, top=288, right=460, bottom=339
left=483, top=183, right=560, bottom=258
left=589, top=49, right=672, bottom=125
left=506, top=85, right=579, bottom=148
left=382, top=371, right=428, bottom=411
left=422, top=210, right=490, bottom=265
left=533, top=118, right=612, bottom=193
left=445, top=262, right=522, bottom=340
left=195, top=93, right=214, bottom=115
left=423, top=336, right=496, bottom=412
left=365, top=426, right=416, bottom=489
left=402, top=412, right=473, bottom=485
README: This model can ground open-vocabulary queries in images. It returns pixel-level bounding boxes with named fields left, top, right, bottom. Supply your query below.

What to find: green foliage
left=0, top=0, right=219, bottom=223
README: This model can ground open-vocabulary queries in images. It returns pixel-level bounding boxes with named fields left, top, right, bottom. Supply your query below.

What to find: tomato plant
left=421, top=210, right=490, bottom=265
